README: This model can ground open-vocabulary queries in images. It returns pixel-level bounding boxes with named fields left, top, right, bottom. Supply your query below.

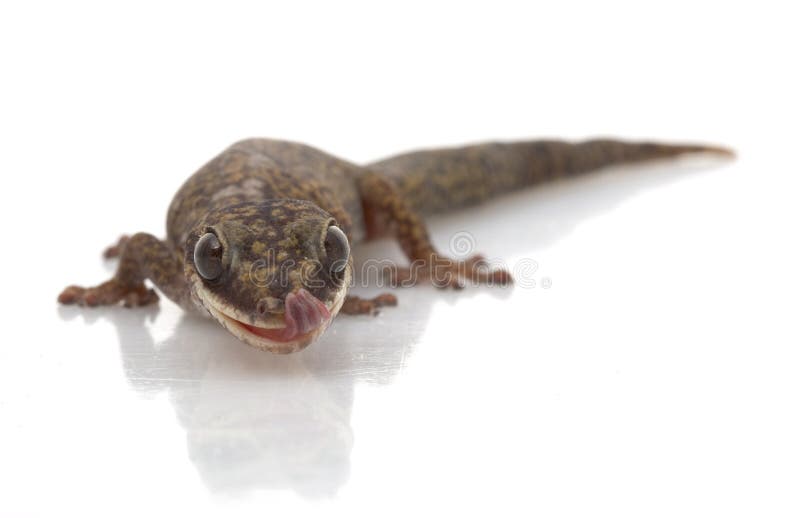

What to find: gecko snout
left=255, top=296, right=284, bottom=316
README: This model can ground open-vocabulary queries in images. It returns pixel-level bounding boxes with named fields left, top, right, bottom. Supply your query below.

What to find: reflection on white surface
left=54, top=279, right=436, bottom=498
left=70, top=307, right=361, bottom=498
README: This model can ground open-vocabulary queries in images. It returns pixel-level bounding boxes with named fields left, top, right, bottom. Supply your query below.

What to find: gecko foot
left=384, top=253, right=512, bottom=289
left=58, top=280, right=159, bottom=308
left=340, top=293, right=398, bottom=315
left=103, top=235, right=131, bottom=259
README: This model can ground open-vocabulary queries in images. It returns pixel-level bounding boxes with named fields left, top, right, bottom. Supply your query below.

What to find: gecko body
left=59, top=138, right=732, bottom=353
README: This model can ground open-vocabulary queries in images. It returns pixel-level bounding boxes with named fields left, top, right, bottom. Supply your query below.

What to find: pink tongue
left=241, top=289, right=331, bottom=342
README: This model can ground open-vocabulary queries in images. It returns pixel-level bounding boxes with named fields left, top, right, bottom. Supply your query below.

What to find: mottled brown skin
left=59, top=137, right=733, bottom=352
left=370, top=139, right=734, bottom=215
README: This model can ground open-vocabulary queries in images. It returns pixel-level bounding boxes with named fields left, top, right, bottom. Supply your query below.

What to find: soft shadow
left=426, top=157, right=732, bottom=258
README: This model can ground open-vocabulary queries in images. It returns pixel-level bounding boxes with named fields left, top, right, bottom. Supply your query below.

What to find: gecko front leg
left=59, top=233, right=189, bottom=308
left=358, top=171, right=512, bottom=289
left=340, top=293, right=398, bottom=315
left=102, top=234, right=131, bottom=259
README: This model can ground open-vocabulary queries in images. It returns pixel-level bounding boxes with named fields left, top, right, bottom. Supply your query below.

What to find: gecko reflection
left=58, top=294, right=431, bottom=498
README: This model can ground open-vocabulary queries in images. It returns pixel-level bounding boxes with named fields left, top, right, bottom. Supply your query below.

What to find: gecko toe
left=372, top=293, right=398, bottom=307
left=58, top=280, right=158, bottom=308
left=102, top=235, right=131, bottom=259
left=57, top=285, right=86, bottom=305
left=122, top=287, right=159, bottom=308
left=341, top=293, right=398, bottom=315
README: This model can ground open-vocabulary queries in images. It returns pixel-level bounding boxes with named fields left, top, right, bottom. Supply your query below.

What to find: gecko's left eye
left=324, top=225, right=349, bottom=281
left=194, top=232, right=224, bottom=281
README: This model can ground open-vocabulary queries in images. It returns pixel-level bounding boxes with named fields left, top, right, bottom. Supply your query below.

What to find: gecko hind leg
left=358, top=171, right=512, bottom=289
left=59, top=232, right=187, bottom=308
left=385, top=253, right=512, bottom=289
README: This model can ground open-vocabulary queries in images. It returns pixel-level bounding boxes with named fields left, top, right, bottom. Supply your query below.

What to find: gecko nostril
left=256, top=297, right=283, bottom=316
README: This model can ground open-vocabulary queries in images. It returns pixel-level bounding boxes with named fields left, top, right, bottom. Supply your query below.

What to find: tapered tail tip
left=703, top=145, right=736, bottom=159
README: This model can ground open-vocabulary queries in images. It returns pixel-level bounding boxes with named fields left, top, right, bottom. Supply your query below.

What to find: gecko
left=59, top=138, right=733, bottom=353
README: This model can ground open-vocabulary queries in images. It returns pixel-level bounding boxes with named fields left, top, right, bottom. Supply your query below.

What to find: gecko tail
left=679, top=144, right=736, bottom=158
left=369, top=138, right=735, bottom=215
left=602, top=141, right=735, bottom=160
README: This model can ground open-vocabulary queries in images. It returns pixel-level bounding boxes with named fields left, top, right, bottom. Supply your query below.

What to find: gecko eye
left=324, top=225, right=349, bottom=282
left=194, top=232, right=224, bottom=281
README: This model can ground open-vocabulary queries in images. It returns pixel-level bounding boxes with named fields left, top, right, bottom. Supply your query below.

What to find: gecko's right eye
left=324, top=225, right=350, bottom=285
left=194, top=232, right=224, bottom=281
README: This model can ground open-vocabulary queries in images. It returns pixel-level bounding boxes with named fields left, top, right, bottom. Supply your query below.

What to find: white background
left=1, top=1, right=798, bottom=517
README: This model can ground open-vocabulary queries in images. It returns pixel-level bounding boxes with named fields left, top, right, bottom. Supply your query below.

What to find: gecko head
left=185, top=199, right=352, bottom=353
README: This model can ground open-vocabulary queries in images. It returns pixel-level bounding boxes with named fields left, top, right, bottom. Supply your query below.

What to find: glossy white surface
left=1, top=1, right=798, bottom=516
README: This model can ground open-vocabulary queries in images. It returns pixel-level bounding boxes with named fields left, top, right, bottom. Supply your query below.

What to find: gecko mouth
left=202, top=288, right=343, bottom=354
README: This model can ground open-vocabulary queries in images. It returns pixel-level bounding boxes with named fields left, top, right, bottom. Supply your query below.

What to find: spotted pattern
left=183, top=199, right=348, bottom=325
left=58, top=137, right=732, bottom=352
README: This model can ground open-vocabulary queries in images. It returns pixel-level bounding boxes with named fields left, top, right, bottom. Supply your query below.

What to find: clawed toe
left=103, top=235, right=131, bottom=259
left=122, top=287, right=159, bottom=307
left=383, top=252, right=512, bottom=288
left=57, top=280, right=158, bottom=308
left=57, top=285, right=88, bottom=305
left=341, top=293, right=398, bottom=315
